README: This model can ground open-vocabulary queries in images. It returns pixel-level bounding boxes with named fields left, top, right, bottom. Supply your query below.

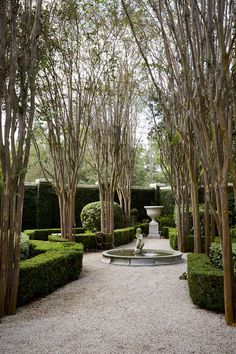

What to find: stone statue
left=135, top=228, right=144, bottom=254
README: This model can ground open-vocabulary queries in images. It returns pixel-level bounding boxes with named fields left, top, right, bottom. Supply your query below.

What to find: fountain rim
left=144, top=205, right=164, bottom=209
left=102, top=248, right=182, bottom=259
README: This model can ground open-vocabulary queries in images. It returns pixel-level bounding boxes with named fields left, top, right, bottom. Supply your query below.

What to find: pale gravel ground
left=0, top=238, right=235, bottom=354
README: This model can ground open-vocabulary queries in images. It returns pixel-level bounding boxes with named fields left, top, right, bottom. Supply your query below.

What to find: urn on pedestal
left=144, top=206, right=163, bottom=239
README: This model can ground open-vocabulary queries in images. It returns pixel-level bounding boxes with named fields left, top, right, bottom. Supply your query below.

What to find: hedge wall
left=22, top=185, right=37, bottom=229
left=24, top=223, right=149, bottom=251
left=187, top=253, right=224, bottom=312
left=169, top=228, right=205, bottom=252
left=22, top=181, right=158, bottom=230
left=159, top=189, right=175, bottom=226
left=24, top=227, right=84, bottom=241
left=17, top=241, right=83, bottom=306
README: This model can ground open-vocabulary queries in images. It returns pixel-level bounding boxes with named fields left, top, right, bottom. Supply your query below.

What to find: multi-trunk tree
left=122, top=0, right=236, bottom=325
left=34, top=0, right=104, bottom=240
left=0, top=0, right=42, bottom=318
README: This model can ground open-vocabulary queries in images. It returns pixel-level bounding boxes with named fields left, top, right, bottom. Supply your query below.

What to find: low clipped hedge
left=47, top=223, right=149, bottom=250
left=209, top=242, right=236, bottom=270
left=23, top=227, right=84, bottom=241
left=187, top=253, right=224, bottom=312
left=18, top=241, right=83, bottom=306
left=169, top=228, right=205, bottom=252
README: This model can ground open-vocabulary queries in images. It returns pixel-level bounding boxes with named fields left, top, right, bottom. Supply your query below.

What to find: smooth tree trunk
left=219, top=182, right=235, bottom=325
left=204, top=172, right=211, bottom=255
left=58, top=191, right=76, bottom=241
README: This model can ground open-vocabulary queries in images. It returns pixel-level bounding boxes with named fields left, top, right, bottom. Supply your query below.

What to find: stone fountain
left=101, top=227, right=183, bottom=266
left=144, top=205, right=163, bottom=239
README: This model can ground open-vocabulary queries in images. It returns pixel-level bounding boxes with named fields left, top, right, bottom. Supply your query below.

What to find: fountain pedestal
left=144, top=206, right=163, bottom=239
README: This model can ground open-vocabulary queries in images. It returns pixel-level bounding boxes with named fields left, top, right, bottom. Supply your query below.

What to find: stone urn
left=144, top=206, right=163, bottom=239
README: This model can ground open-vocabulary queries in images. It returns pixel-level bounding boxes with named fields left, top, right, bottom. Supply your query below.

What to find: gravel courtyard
left=0, top=239, right=235, bottom=354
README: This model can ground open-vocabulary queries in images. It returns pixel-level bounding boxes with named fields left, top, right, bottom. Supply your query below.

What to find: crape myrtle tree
left=0, top=0, right=42, bottom=318
left=89, top=54, right=140, bottom=245
left=122, top=0, right=236, bottom=325
left=150, top=97, right=190, bottom=252
left=116, top=104, right=138, bottom=226
left=34, top=0, right=105, bottom=240
left=85, top=0, right=142, bottom=244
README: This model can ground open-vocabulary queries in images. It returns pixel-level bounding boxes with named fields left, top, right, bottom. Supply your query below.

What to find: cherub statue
left=135, top=228, right=145, bottom=254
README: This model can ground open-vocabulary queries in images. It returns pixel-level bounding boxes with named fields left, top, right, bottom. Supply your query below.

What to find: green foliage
left=74, top=233, right=97, bottom=251
left=132, top=145, right=166, bottom=186
left=20, top=233, right=31, bottom=260
left=209, top=242, right=236, bottom=270
left=22, top=181, right=157, bottom=228
left=36, top=182, right=57, bottom=229
left=80, top=201, right=122, bottom=231
left=187, top=254, right=224, bottom=312
left=169, top=228, right=205, bottom=252
left=159, top=189, right=175, bottom=226
left=161, top=226, right=169, bottom=238
left=168, top=227, right=178, bottom=249
left=18, top=241, right=83, bottom=306
left=31, top=240, right=84, bottom=253
left=159, top=215, right=175, bottom=228
left=23, top=227, right=84, bottom=241
left=230, top=227, right=236, bottom=238
left=131, top=187, right=159, bottom=222
left=22, top=185, right=37, bottom=230
left=48, top=235, right=69, bottom=242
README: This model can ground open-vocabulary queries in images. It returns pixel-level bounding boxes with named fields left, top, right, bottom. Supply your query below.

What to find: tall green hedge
left=187, top=253, right=224, bottom=312
left=22, top=181, right=158, bottom=230
left=22, top=185, right=37, bottom=229
left=159, top=189, right=175, bottom=226
left=18, top=241, right=83, bottom=306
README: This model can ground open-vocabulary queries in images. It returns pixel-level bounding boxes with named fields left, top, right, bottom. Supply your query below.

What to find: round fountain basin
left=102, top=248, right=184, bottom=266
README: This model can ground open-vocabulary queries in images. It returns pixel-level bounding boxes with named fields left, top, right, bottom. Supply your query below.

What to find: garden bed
left=18, top=241, right=84, bottom=306
left=187, top=253, right=224, bottom=312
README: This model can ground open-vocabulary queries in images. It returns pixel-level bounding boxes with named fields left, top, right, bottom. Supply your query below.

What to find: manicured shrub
left=74, top=233, right=97, bottom=250
left=80, top=201, right=122, bottom=231
left=230, top=227, right=236, bottom=239
left=20, top=233, right=31, bottom=260
left=161, top=226, right=169, bottom=238
left=48, top=235, right=69, bottom=242
left=187, top=253, right=224, bottom=312
left=18, top=241, right=83, bottom=306
left=209, top=242, right=236, bottom=270
left=169, top=228, right=205, bottom=252
left=24, top=227, right=84, bottom=241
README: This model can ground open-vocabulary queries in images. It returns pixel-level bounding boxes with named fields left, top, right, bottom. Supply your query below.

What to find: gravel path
left=0, top=239, right=235, bottom=354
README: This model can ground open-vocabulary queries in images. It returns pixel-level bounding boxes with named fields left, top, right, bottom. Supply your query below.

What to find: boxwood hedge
left=23, top=227, right=84, bottom=241
left=18, top=241, right=83, bottom=306
left=169, top=228, right=205, bottom=252
left=187, top=253, right=224, bottom=312
left=25, top=224, right=149, bottom=251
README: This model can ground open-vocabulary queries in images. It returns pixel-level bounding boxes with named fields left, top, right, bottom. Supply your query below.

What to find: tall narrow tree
left=0, top=0, right=42, bottom=318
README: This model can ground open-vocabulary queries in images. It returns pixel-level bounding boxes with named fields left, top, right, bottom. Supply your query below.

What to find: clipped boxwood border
left=25, top=223, right=149, bottom=251
left=169, top=228, right=205, bottom=252
left=18, top=241, right=83, bottom=306
left=187, top=253, right=224, bottom=312
left=23, top=227, right=85, bottom=241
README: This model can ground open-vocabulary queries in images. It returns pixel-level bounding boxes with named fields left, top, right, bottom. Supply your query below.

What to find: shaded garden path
left=0, top=239, right=235, bottom=354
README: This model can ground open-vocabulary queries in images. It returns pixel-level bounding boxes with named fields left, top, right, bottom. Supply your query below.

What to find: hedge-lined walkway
left=0, top=239, right=235, bottom=354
